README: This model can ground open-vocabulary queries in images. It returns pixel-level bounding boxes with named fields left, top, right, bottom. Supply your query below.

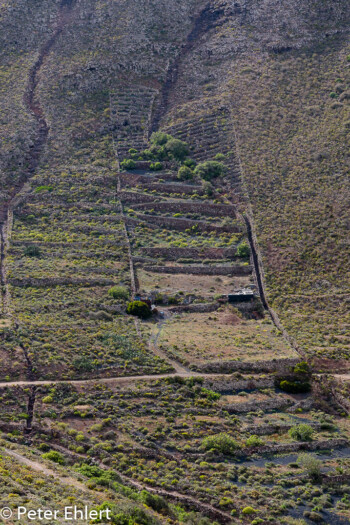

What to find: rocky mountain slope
left=0, top=0, right=349, bottom=523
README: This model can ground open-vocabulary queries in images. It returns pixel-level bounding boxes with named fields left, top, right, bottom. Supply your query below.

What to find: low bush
left=279, top=380, right=310, bottom=393
left=183, top=158, right=196, bottom=169
left=23, top=245, right=41, bottom=257
left=297, top=453, right=321, bottom=481
left=245, top=435, right=264, bottom=447
left=42, top=451, right=65, bottom=465
left=194, top=161, right=225, bottom=181
left=165, top=138, right=189, bottom=161
left=34, top=185, right=53, bottom=193
left=236, top=242, right=250, bottom=258
left=289, top=424, right=313, bottom=442
left=150, top=162, right=162, bottom=171
left=202, top=433, right=239, bottom=455
left=126, top=300, right=152, bottom=319
left=293, top=361, right=310, bottom=375
left=150, top=131, right=172, bottom=146
left=120, top=159, right=136, bottom=170
left=177, top=166, right=194, bottom=180
left=139, top=491, right=169, bottom=514
left=108, top=286, right=129, bottom=300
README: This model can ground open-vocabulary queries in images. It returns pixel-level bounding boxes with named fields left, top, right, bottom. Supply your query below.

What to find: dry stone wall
left=194, top=357, right=300, bottom=374
left=143, top=265, right=252, bottom=276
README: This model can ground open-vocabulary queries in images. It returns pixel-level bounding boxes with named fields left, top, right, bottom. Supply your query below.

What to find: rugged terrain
left=0, top=0, right=349, bottom=523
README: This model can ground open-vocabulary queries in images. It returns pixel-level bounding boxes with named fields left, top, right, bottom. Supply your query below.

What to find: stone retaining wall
left=143, top=265, right=252, bottom=276
left=140, top=246, right=237, bottom=260
left=235, top=438, right=348, bottom=457
left=134, top=201, right=236, bottom=217
left=225, top=396, right=293, bottom=414
left=119, top=192, right=158, bottom=204
left=142, top=182, right=204, bottom=195
left=202, top=375, right=275, bottom=391
left=167, top=302, right=220, bottom=314
left=243, top=421, right=322, bottom=435
left=9, top=277, right=115, bottom=288
left=194, top=357, right=300, bottom=374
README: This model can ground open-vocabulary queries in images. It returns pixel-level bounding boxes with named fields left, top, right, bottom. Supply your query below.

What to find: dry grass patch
left=158, top=307, right=297, bottom=365
left=139, top=269, right=251, bottom=296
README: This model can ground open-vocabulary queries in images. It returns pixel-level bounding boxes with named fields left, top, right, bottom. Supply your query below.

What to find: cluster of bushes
left=122, top=132, right=190, bottom=168
left=177, top=159, right=226, bottom=183
left=201, top=433, right=238, bottom=455
left=121, top=135, right=227, bottom=187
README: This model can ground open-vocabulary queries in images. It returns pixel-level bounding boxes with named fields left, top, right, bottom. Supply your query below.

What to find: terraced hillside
left=0, top=0, right=349, bottom=524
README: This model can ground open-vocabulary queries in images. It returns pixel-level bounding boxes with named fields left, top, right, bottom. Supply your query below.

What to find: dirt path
left=0, top=371, right=241, bottom=388
left=331, top=374, right=350, bottom=381
left=3, top=447, right=232, bottom=522
left=148, top=315, right=191, bottom=374
left=2, top=448, right=90, bottom=493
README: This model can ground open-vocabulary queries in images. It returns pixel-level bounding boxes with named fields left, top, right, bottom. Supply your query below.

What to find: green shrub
left=194, top=161, right=225, bottom=181
left=242, top=506, right=257, bottom=515
left=289, top=424, right=313, bottom=442
left=126, top=300, right=152, bottom=319
left=42, top=451, right=65, bottom=465
left=108, top=286, right=129, bottom=300
left=297, top=453, right=321, bottom=481
left=202, top=433, right=239, bottom=455
left=34, top=185, right=53, bottom=193
left=202, top=181, right=214, bottom=196
left=150, top=162, right=162, bottom=171
left=200, top=388, right=221, bottom=401
left=139, top=491, right=169, bottom=513
left=120, top=159, right=136, bottom=170
left=150, top=131, right=172, bottom=146
left=93, top=502, right=156, bottom=525
left=246, top=435, right=264, bottom=447
left=183, top=158, right=196, bottom=169
left=73, top=357, right=95, bottom=372
left=23, top=245, right=41, bottom=257
left=279, top=380, right=310, bottom=393
left=236, top=242, right=250, bottom=258
left=214, top=153, right=226, bottom=160
left=154, top=293, right=164, bottom=305
left=165, top=138, right=189, bottom=161
left=293, top=361, right=310, bottom=375
left=177, top=166, right=194, bottom=180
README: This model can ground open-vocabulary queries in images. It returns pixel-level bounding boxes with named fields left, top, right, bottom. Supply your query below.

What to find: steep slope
left=0, top=1, right=349, bottom=524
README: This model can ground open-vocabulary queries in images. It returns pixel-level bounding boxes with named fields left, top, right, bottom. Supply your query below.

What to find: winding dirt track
left=0, top=372, right=229, bottom=388
left=2, top=447, right=232, bottom=523
left=2, top=448, right=90, bottom=493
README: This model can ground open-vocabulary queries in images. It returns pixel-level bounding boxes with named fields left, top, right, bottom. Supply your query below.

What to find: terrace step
left=132, top=201, right=236, bottom=217
left=139, top=246, right=238, bottom=260
left=126, top=213, right=242, bottom=233
left=142, top=265, right=252, bottom=276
